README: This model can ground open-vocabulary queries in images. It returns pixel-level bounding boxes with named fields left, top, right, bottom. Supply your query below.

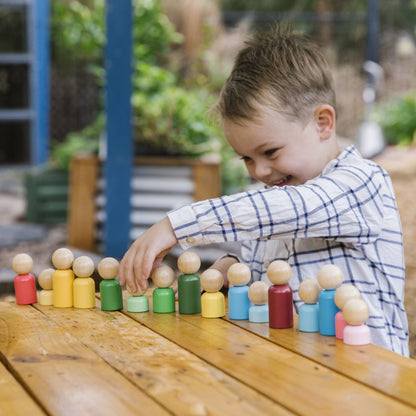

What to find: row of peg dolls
left=12, top=248, right=370, bottom=345
left=149, top=252, right=370, bottom=347
left=12, top=248, right=124, bottom=310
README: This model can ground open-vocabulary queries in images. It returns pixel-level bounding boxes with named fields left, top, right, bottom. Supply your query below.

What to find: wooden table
left=1, top=293, right=416, bottom=416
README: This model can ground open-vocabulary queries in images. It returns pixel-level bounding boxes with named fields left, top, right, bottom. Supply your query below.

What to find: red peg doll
left=267, top=260, right=293, bottom=329
left=12, top=253, right=37, bottom=305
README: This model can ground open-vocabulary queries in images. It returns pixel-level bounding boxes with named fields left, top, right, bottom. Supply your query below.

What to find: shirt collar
left=320, top=144, right=360, bottom=176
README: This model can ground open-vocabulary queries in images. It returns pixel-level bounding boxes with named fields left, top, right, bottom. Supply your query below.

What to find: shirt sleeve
left=168, top=161, right=386, bottom=250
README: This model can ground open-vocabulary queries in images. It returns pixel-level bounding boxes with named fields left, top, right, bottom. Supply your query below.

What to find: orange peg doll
left=38, top=268, right=54, bottom=306
left=73, top=256, right=96, bottom=309
left=200, top=269, right=225, bottom=318
left=52, top=248, right=75, bottom=308
left=12, top=253, right=37, bottom=305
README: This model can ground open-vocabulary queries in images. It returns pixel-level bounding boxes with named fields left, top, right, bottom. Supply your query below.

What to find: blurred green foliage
left=50, top=0, right=248, bottom=193
left=376, top=93, right=416, bottom=146
left=220, top=0, right=416, bottom=64
left=51, top=117, right=102, bottom=170
left=220, top=0, right=416, bottom=30
left=51, top=0, right=105, bottom=65
left=132, top=63, right=221, bottom=157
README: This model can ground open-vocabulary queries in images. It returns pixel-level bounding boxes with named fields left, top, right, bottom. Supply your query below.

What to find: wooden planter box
left=68, top=154, right=221, bottom=252
left=25, top=168, right=69, bottom=224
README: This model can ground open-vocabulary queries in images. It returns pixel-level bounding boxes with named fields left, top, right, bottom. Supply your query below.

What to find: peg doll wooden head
left=200, top=269, right=223, bottom=293
left=334, top=284, right=360, bottom=310
left=317, top=264, right=343, bottom=290
left=298, top=279, right=321, bottom=304
left=52, top=248, right=75, bottom=270
left=267, top=260, right=291, bottom=285
left=227, top=263, right=251, bottom=286
left=152, top=265, right=175, bottom=288
left=98, top=257, right=119, bottom=280
left=248, top=281, right=269, bottom=305
left=38, top=268, right=54, bottom=290
left=343, top=298, right=369, bottom=326
left=73, top=256, right=95, bottom=278
left=12, top=253, right=33, bottom=275
left=177, top=251, right=201, bottom=275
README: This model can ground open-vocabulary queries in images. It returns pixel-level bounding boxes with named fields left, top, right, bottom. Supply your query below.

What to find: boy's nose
left=254, top=163, right=273, bottom=180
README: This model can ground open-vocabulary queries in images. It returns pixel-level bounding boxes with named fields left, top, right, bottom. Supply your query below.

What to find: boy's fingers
left=121, top=247, right=140, bottom=292
left=119, top=256, right=128, bottom=286
left=132, top=251, right=146, bottom=291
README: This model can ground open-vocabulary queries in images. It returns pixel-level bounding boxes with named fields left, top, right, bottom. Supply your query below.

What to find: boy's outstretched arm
left=209, top=255, right=239, bottom=288
left=119, top=216, right=178, bottom=292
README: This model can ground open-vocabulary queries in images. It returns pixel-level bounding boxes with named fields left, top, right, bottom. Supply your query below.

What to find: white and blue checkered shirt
left=168, top=146, right=409, bottom=356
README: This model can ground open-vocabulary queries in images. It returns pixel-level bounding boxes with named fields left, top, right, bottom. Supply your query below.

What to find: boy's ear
left=314, top=105, right=335, bottom=140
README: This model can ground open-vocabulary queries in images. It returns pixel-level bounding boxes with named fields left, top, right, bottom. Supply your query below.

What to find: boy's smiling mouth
left=272, top=176, right=291, bottom=187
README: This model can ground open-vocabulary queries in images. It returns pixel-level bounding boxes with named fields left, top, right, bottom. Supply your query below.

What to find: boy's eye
left=265, top=148, right=279, bottom=157
left=240, top=156, right=252, bottom=163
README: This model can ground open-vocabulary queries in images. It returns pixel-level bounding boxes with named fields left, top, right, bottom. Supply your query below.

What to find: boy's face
left=222, top=104, right=339, bottom=187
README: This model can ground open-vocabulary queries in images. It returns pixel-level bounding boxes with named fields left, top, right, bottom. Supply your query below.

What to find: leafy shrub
left=376, top=93, right=416, bottom=145
left=50, top=0, right=248, bottom=193
left=51, top=0, right=104, bottom=66
left=50, top=117, right=102, bottom=170
left=132, top=63, right=222, bottom=157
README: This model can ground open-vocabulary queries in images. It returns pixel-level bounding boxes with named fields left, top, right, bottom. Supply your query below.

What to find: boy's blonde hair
left=215, top=23, right=336, bottom=124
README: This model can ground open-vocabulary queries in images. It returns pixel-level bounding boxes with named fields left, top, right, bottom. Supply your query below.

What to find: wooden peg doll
left=248, top=281, right=269, bottom=323
left=298, top=279, right=321, bottom=332
left=12, top=253, right=37, bottom=305
left=317, top=264, right=343, bottom=336
left=52, top=248, right=75, bottom=308
left=152, top=265, right=175, bottom=313
left=227, top=263, right=251, bottom=320
left=200, top=269, right=225, bottom=318
left=126, top=284, right=149, bottom=313
left=38, top=268, right=54, bottom=306
left=267, top=260, right=293, bottom=329
left=334, top=284, right=361, bottom=339
left=98, top=257, right=123, bottom=311
left=177, top=251, right=201, bottom=314
left=73, top=256, right=96, bottom=309
left=343, top=298, right=371, bottom=346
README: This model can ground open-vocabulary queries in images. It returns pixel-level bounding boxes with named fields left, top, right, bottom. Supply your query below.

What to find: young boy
left=120, top=24, right=409, bottom=356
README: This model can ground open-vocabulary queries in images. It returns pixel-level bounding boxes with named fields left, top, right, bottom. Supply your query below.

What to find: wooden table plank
left=125, top=305, right=416, bottom=416
left=0, top=360, right=46, bottom=416
left=34, top=300, right=294, bottom=416
left=0, top=301, right=169, bottom=416
left=225, top=315, right=416, bottom=409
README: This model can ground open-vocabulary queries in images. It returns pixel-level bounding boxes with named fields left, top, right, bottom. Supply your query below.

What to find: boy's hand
left=119, top=217, right=178, bottom=293
left=208, top=255, right=239, bottom=288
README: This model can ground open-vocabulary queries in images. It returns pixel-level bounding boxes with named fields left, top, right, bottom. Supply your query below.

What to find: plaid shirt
left=168, top=146, right=409, bottom=356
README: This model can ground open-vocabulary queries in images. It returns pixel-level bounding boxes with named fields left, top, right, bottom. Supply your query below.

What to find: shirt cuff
left=167, top=205, right=205, bottom=249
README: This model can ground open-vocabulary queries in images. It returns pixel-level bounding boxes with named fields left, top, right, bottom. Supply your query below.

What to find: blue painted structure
left=31, top=0, right=50, bottom=165
left=0, top=0, right=49, bottom=165
left=104, top=0, right=133, bottom=258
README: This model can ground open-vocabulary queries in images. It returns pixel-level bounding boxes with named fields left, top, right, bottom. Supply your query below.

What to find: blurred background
left=1, top=0, right=416, bottom=175
left=0, top=0, right=416, bottom=355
